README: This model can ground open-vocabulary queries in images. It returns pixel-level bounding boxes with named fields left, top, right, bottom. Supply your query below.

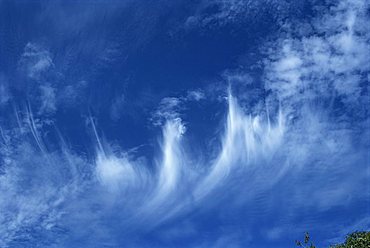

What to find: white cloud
left=110, top=94, right=126, bottom=121
left=264, top=0, right=370, bottom=116
left=95, top=152, right=147, bottom=193
left=17, top=43, right=60, bottom=116
left=253, top=0, right=370, bottom=214
left=187, top=89, right=205, bottom=101
left=0, top=1, right=369, bottom=246
left=19, top=43, right=53, bottom=80
left=38, top=84, right=57, bottom=115
left=151, top=97, right=182, bottom=126
left=0, top=141, right=80, bottom=247
left=151, top=90, right=206, bottom=126
left=141, top=118, right=190, bottom=224
left=0, top=84, right=10, bottom=105
left=185, top=0, right=292, bottom=29
left=0, top=74, right=10, bottom=106
left=195, top=92, right=284, bottom=200
left=154, top=118, right=186, bottom=200
left=185, top=0, right=256, bottom=28
left=59, top=80, right=88, bottom=106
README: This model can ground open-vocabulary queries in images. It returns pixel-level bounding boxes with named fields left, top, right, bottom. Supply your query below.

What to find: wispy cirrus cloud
left=194, top=92, right=284, bottom=200
left=150, top=89, right=206, bottom=126
left=184, top=0, right=298, bottom=30
left=264, top=0, right=370, bottom=116
left=19, top=43, right=54, bottom=81
left=0, top=74, right=11, bottom=106
left=0, top=0, right=369, bottom=247
left=15, top=42, right=89, bottom=117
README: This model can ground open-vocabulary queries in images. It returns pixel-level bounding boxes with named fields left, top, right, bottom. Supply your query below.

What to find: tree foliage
left=296, top=231, right=370, bottom=248
left=330, top=231, right=370, bottom=248
left=296, top=232, right=316, bottom=248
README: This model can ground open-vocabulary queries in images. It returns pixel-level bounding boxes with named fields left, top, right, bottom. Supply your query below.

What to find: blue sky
left=0, top=0, right=369, bottom=247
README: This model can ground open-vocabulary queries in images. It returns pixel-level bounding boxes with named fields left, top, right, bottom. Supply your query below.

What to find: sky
left=0, top=0, right=369, bottom=247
